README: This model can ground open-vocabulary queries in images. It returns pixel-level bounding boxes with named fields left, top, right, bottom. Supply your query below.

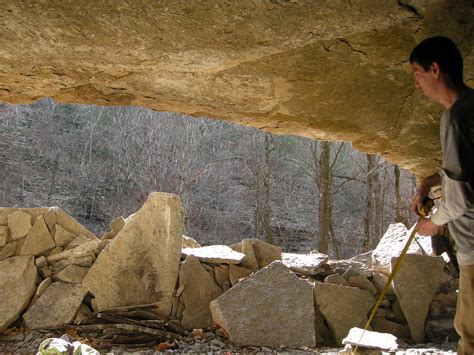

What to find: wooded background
left=0, top=99, right=417, bottom=258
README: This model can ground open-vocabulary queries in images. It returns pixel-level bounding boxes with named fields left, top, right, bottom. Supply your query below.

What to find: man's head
left=409, top=36, right=464, bottom=101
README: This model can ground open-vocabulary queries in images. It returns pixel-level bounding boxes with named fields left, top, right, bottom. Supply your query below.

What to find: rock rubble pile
left=0, top=192, right=459, bottom=352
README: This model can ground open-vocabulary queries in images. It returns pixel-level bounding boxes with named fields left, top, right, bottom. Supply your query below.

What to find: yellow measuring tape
left=351, top=198, right=434, bottom=354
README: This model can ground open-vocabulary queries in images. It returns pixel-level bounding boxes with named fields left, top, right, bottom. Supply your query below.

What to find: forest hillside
left=0, top=100, right=417, bottom=258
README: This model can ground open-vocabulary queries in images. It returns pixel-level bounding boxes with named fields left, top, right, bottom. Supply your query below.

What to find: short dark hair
left=409, top=36, right=464, bottom=88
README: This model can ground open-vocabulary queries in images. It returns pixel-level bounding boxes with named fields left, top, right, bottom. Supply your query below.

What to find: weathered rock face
left=210, top=261, right=316, bottom=348
left=82, top=192, right=183, bottom=316
left=0, top=256, right=37, bottom=331
left=0, top=1, right=472, bottom=177
left=314, top=282, right=375, bottom=345
left=391, top=254, right=445, bottom=343
left=178, top=255, right=223, bottom=330
left=23, top=282, right=88, bottom=329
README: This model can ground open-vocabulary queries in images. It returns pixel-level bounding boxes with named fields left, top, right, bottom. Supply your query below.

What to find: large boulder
left=391, top=254, right=445, bottom=343
left=314, top=282, right=375, bottom=344
left=178, top=255, right=223, bottom=330
left=372, top=223, right=432, bottom=275
left=0, top=256, right=37, bottom=331
left=210, top=261, right=315, bottom=347
left=83, top=192, right=183, bottom=317
left=23, top=282, right=88, bottom=329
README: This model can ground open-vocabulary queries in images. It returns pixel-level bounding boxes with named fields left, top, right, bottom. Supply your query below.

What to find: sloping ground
left=0, top=1, right=473, bottom=177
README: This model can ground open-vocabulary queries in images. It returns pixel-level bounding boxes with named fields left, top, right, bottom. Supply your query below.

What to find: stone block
left=20, top=215, right=56, bottom=256
left=182, top=245, right=245, bottom=264
left=178, top=255, right=222, bottom=329
left=0, top=241, right=17, bottom=261
left=56, top=264, right=89, bottom=284
left=53, top=224, right=76, bottom=247
left=210, top=261, right=316, bottom=347
left=314, top=282, right=375, bottom=344
left=82, top=192, right=183, bottom=317
left=391, top=254, right=445, bottom=343
left=7, top=210, right=32, bottom=240
left=342, top=327, right=399, bottom=351
left=0, top=256, right=37, bottom=331
left=23, top=282, right=88, bottom=329
left=43, top=208, right=57, bottom=232
left=229, top=264, right=252, bottom=285
left=54, top=207, right=97, bottom=241
left=252, top=239, right=281, bottom=268
left=282, top=252, right=328, bottom=276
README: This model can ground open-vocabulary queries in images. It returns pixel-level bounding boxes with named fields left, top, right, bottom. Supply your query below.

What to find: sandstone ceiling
left=0, top=1, right=473, bottom=177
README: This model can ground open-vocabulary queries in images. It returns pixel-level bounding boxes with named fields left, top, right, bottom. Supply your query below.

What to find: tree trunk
left=254, top=173, right=260, bottom=239
left=394, top=165, right=402, bottom=223
left=318, top=141, right=332, bottom=254
left=262, top=133, right=274, bottom=244
left=363, top=154, right=376, bottom=252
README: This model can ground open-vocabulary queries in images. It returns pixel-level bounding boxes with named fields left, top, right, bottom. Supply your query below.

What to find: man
left=410, top=36, right=473, bottom=354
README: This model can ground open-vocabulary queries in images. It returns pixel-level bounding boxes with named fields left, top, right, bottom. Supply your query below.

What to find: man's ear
left=430, top=62, right=441, bottom=79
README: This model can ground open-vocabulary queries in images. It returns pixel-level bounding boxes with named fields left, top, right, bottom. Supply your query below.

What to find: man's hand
left=416, top=217, right=442, bottom=236
left=412, top=173, right=442, bottom=215
left=412, top=191, right=427, bottom=215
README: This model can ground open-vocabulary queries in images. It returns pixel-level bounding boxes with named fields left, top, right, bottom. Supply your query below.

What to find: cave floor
left=0, top=329, right=458, bottom=354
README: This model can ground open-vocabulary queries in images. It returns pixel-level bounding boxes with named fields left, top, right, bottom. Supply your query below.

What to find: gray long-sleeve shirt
left=430, top=88, right=474, bottom=265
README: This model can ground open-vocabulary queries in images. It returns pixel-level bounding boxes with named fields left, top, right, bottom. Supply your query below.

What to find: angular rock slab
left=231, top=239, right=259, bottom=271
left=7, top=210, right=32, bottom=240
left=372, top=223, right=432, bottom=275
left=53, top=224, right=76, bottom=247
left=391, top=254, right=445, bottom=343
left=182, top=245, right=244, bottom=264
left=83, top=192, right=183, bottom=317
left=342, top=327, right=399, bottom=351
left=252, top=239, right=282, bottom=269
left=210, top=261, right=316, bottom=347
left=282, top=252, right=328, bottom=275
left=23, top=282, right=88, bottom=329
left=20, top=215, right=56, bottom=256
left=178, top=255, right=222, bottom=330
left=0, top=256, right=37, bottom=331
left=314, top=282, right=375, bottom=344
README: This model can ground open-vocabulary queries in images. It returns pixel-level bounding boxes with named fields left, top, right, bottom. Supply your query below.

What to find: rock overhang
left=0, top=1, right=472, bottom=177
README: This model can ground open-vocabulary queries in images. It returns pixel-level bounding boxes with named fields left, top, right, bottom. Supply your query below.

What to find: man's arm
left=431, top=174, right=474, bottom=225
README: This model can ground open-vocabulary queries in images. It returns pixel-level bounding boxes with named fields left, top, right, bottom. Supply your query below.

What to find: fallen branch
left=111, top=309, right=164, bottom=320
left=97, top=312, right=166, bottom=330
left=65, top=323, right=180, bottom=340
left=99, top=302, right=162, bottom=313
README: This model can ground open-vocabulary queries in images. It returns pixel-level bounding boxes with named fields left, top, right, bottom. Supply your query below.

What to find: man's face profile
left=411, top=62, right=438, bottom=101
